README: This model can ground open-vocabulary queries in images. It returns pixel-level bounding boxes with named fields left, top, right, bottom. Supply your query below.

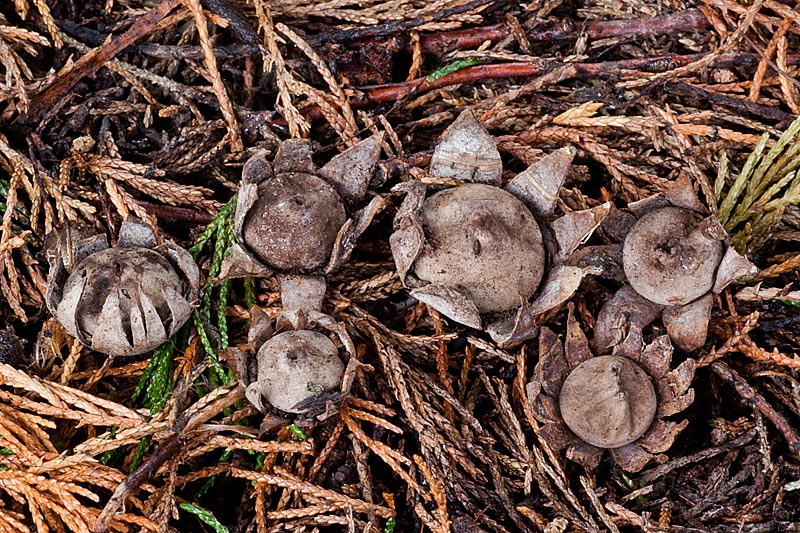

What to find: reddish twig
left=26, top=0, right=183, bottom=120
left=420, top=9, right=710, bottom=56
left=349, top=52, right=800, bottom=109
left=711, top=362, right=800, bottom=456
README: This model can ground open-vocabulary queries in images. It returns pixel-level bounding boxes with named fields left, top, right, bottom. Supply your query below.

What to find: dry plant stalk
left=0, top=24, right=49, bottom=109
left=248, top=0, right=310, bottom=137
left=15, top=0, right=62, bottom=47
left=182, top=0, right=242, bottom=151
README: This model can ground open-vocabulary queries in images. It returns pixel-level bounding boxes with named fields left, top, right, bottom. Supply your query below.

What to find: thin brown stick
left=665, top=80, right=795, bottom=123
left=420, top=9, right=709, bottom=56
left=184, top=0, right=243, bottom=151
left=26, top=0, right=183, bottom=120
left=711, top=362, right=800, bottom=456
left=136, top=201, right=215, bottom=225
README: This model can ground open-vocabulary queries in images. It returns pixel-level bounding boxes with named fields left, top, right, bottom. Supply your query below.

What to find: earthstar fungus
left=231, top=306, right=353, bottom=415
left=45, top=218, right=200, bottom=356
left=527, top=307, right=695, bottom=472
left=219, top=136, right=382, bottom=413
left=593, top=177, right=757, bottom=353
left=390, top=110, right=611, bottom=345
left=218, top=134, right=385, bottom=322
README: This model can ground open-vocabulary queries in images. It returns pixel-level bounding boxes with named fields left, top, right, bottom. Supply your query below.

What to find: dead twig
left=711, top=362, right=800, bottom=456
left=420, top=9, right=709, bottom=56
left=91, top=386, right=244, bottom=533
left=307, top=0, right=495, bottom=46
left=348, top=52, right=800, bottom=110
left=26, top=0, right=183, bottom=120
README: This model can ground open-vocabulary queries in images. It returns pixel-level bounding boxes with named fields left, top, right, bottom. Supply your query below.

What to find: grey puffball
left=623, top=206, right=724, bottom=306
left=412, top=184, right=546, bottom=314
left=46, top=220, right=199, bottom=357
left=255, top=330, right=345, bottom=413
left=242, top=172, right=346, bottom=273
left=559, top=355, right=658, bottom=449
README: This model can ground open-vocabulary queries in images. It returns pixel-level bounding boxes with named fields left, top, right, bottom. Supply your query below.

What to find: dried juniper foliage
left=2, top=0, right=800, bottom=532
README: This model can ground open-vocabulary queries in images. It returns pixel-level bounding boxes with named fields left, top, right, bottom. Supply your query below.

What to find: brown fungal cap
left=559, top=355, right=658, bottom=449
left=242, top=173, right=346, bottom=273
left=255, top=330, right=344, bottom=413
left=413, top=184, right=545, bottom=314
left=623, top=206, right=724, bottom=306
left=530, top=313, right=695, bottom=472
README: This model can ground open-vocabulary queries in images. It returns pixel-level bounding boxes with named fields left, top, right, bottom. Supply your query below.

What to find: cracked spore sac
left=65, top=248, right=182, bottom=336
left=242, top=172, right=346, bottom=273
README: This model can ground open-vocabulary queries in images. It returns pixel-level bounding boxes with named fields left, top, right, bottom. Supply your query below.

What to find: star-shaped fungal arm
left=594, top=176, right=757, bottom=352
left=528, top=307, right=695, bottom=472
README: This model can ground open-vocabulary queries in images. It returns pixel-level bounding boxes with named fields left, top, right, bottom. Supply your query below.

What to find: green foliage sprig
left=179, top=503, right=229, bottom=533
left=131, top=342, right=174, bottom=413
left=717, top=117, right=800, bottom=253
left=190, top=195, right=238, bottom=386
left=426, top=58, right=484, bottom=82
left=0, top=178, right=8, bottom=215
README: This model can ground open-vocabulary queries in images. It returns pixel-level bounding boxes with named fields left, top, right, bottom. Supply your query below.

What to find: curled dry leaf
left=390, top=109, right=610, bottom=346
left=528, top=307, right=695, bottom=472
left=218, top=134, right=384, bottom=318
left=594, top=176, right=758, bottom=353
left=44, top=218, right=199, bottom=356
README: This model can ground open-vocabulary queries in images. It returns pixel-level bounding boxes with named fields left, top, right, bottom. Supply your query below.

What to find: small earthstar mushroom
left=217, top=134, right=385, bottom=325
left=229, top=306, right=357, bottom=416
left=587, top=176, right=758, bottom=353
left=390, top=109, right=611, bottom=346
left=527, top=305, right=695, bottom=472
left=218, top=136, right=382, bottom=414
left=44, top=218, right=200, bottom=356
